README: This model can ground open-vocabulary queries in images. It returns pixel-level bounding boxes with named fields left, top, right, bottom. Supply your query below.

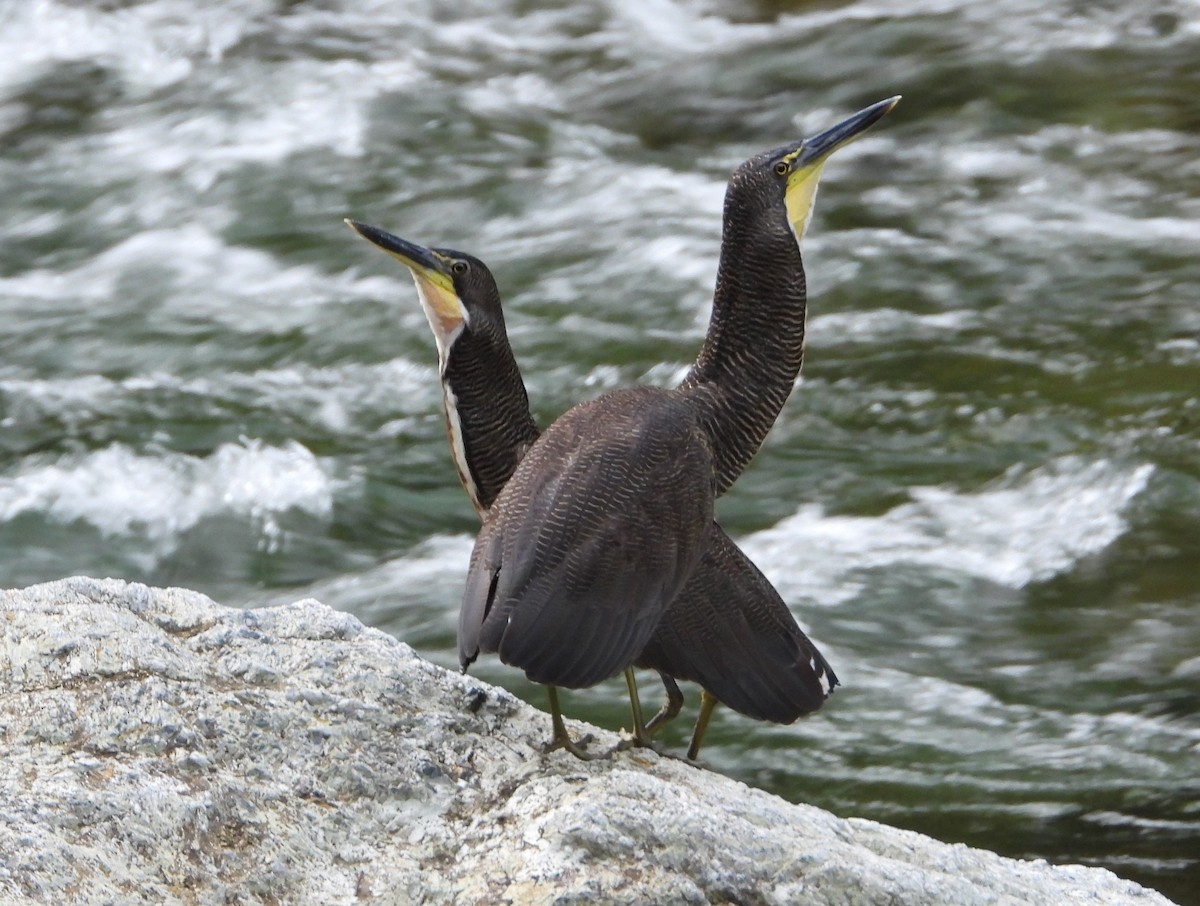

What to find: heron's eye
left=451, top=260, right=468, bottom=275
left=774, top=160, right=790, bottom=176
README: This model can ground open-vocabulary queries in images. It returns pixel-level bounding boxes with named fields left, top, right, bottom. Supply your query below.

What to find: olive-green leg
left=686, top=688, right=720, bottom=761
left=643, top=672, right=685, bottom=736
left=542, top=685, right=601, bottom=760
left=624, top=668, right=651, bottom=746
left=615, top=668, right=673, bottom=755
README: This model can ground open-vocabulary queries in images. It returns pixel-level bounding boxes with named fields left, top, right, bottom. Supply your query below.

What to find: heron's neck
left=680, top=208, right=807, bottom=497
left=442, top=333, right=540, bottom=515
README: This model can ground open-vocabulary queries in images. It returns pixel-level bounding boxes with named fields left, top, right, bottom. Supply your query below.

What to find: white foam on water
left=961, top=182, right=1200, bottom=256
left=287, top=533, right=475, bottom=606
left=482, top=154, right=723, bottom=264
left=478, top=154, right=725, bottom=332
left=0, top=1, right=197, bottom=95
left=0, top=357, right=437, bottom=439
left=0, top=223, right=406, bottom=330
left=0, top=4, right=427, bottom=196
left=812, top=659, right=1200, bottom=776
left=602, top=0, right=776, bottom=55
left=741, top=457, right=1154, bottom=605
left=268, top=534, right=475, bottom=636
left=462, top=72, right=567, bottom=119
left=0, top=439, right=341, bottom=545
left=922, top=125, right=1200, bottom=278
left=0, top=374, right=118, bottom=427
left=779, top=0, right=1200, bottom=61
left=810, top=307, right=979, bottom=346
left=90, top=55, right=409, bottom=182
left=725, top=629, right=1200, bottom=779
left=1159, top=337, right=1200, bottom=365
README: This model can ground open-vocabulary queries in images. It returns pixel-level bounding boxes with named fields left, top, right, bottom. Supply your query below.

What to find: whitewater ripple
left=743, top=456, right=1154, bottom=604
left=0, top=440, right=340, bottom=545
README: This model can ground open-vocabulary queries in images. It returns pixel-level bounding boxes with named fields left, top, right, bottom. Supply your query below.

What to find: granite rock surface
left=0, top=578, right=1178, bottom=905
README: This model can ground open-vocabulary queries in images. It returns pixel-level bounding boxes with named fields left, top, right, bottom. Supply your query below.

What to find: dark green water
left=2, top=1, right=1198, bottom=901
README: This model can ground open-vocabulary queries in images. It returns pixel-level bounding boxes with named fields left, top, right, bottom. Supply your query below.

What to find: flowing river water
left=2, top=0, right=1198, bottom=900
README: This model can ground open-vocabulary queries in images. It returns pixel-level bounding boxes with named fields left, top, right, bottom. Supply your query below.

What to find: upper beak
left=344, top=219, right=467, bottom=356
left=797, top=95, right=901, bottom=166
left=345, top=219, right=450, bottom=279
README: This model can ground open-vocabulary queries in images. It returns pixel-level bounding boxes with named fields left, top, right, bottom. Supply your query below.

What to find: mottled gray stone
left=0, top=578, right=1178, bottom=905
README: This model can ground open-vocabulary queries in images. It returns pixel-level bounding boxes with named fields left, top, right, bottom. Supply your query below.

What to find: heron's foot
left=613, top=726, right=672, bottom=756
left=543, top=685, right=606, bottom=761
left=665, top=748, right=704, bottom=767
left=608, top=726, right=706, bottom=766
left=542, top=729, right=604, bottom=761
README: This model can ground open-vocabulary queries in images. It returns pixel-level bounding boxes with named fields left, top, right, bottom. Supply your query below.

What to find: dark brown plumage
left=636, top=522, right=834, bottom=724
left=343, top=228, right=837, bottom=758
left=462, top=386, right=716, bottom=688
left=459, top=101, right=899, bottom=696
left=344, top=94, right=896, bottom=758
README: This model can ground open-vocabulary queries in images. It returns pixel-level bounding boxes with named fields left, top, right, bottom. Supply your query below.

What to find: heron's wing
left=461, top=389, right=714, bottom=689
left=639, top=523, right=837, bottom=723
left=458, top=514, right=503, bottom=670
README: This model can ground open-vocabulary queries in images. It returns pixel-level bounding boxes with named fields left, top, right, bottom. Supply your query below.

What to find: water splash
left=744, top=457, right=1154, bottom=604
left=0, top=439, right=338, bottom=546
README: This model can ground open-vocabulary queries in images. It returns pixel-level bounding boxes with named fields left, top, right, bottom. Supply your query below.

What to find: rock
left=0, top=577, right=1178, bottom=906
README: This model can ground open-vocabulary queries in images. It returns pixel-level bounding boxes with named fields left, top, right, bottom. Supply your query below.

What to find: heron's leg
left=643, top=672, right=685, bottom=736
left=542, top=685, right=601, bottom=761
left=612, top=668, right=667, bottom=754
left=614, top=670, right=701, bottom=760
left=625, top=668, right=650, bottom=744
left=686, top=688, right=720, bottom=761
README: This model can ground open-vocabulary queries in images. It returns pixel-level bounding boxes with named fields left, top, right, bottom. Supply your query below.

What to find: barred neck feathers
left=441, top=320, right=540, bottom=515
left=680, top=165, right=807, bottom=497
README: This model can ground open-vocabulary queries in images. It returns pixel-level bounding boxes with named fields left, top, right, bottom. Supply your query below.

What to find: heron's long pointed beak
left=346, top=219, right=449, bottom=278
left=344, top=219, right=467, bottom=361
left=797, top=96, right=901, bottom=167
left=781, top=96, right=900, bottom=241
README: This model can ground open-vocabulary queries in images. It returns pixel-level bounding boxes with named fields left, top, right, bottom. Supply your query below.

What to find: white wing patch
left=812, top=656, right=832, bottom=696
